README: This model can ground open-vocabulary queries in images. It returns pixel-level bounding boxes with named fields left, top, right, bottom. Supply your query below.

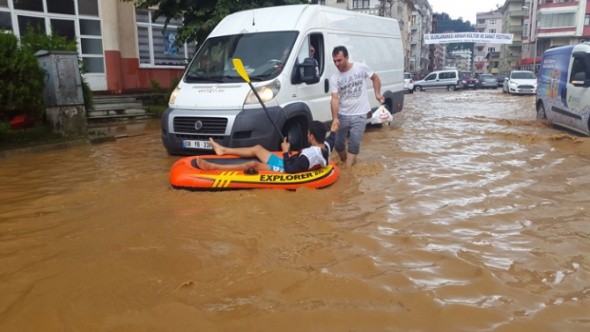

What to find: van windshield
left=184, top=31, right=298, bottom=83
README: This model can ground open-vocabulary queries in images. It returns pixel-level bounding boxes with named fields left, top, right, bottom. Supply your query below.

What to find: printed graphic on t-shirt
left=337, top=73, right=365, bottom=102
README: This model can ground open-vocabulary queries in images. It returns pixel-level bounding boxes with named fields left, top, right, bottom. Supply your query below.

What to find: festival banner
left=424, top=32, right=513, bottom=44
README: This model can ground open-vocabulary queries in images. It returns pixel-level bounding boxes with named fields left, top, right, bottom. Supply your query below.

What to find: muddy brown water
left=1, top=89, right=589, bottom=331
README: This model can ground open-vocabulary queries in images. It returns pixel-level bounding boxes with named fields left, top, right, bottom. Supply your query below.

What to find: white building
left=475, top=9, right=503, bottom=74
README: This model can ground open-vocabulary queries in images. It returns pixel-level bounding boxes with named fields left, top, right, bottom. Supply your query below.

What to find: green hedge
left=0, top=32, right=45, bottom=121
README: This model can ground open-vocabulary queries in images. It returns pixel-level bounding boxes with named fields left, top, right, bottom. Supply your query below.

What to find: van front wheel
left=414, top=86, right=422, bottom=92
left=536, top=102, right=546, bottom=119
left=448, top=85, right=456, bottom=91
left=284, top=121, right=305, bottom=151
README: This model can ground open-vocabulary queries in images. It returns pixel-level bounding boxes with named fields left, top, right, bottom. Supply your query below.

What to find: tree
left=434, top=12, right=475, bottom=54
left=122, top=0, right=305, bottom=45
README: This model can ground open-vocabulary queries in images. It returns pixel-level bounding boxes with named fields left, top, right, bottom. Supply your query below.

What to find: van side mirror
left=295, top=58, right=320, bottom=84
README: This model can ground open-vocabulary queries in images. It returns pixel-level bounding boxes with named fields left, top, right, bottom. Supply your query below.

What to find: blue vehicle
left=536, top=44, right=590, bottom=136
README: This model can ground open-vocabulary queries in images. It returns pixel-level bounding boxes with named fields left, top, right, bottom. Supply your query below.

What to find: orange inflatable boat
left=169, top=152, right=339, bottom=190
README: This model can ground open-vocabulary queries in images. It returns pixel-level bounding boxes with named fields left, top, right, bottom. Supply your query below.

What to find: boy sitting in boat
left=196, top=121, right=338, bottom=173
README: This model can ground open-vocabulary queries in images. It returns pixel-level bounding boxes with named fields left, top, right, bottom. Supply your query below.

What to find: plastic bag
left=370, top=105, right=393, bottom=125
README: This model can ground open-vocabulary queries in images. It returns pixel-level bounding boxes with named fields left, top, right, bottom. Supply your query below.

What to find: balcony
left=508, top=24, right=523, bottom=33
left=510, top=9, right=527, bottom=17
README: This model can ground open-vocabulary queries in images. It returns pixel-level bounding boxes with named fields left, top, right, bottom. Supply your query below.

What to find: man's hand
left=281, top=137, right=290, bottom=153
left=376, top=93, right=385, bottom=104
left=330, top=120, right=339, bottom=132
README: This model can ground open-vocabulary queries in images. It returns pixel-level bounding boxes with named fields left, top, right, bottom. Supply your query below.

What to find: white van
left=161, top=4, right=404, bottom=155
left=412, top=70, right=462, bottom=91
left=536, top=44, right=590, bottom=136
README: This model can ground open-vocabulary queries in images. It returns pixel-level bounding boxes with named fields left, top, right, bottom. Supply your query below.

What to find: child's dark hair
left=309, top=121, right=327, bottom=143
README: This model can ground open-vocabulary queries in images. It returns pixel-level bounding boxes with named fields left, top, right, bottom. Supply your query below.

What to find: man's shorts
left=266, top=153, right=285, bottom=172
left=335, top=114, right=367, bottom=155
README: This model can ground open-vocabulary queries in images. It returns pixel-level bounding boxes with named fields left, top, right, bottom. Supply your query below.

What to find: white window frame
left=135, top=9, right=192, bottom=69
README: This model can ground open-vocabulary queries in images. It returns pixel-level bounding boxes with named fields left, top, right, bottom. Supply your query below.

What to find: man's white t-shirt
left=329, top=62, right=374, bottom=116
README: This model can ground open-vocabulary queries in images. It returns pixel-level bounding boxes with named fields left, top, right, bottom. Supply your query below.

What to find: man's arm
left=330, top=92, right=340, bottom=125
left=370, top=73, right=384, bottom=104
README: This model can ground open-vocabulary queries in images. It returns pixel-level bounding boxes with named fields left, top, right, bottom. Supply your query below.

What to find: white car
left=503, top=70, right=537, bottom=95
left=403, top=72, right=414, bottom=93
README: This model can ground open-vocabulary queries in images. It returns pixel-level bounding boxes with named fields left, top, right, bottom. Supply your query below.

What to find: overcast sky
left=428, top=0, right=503, bottom=24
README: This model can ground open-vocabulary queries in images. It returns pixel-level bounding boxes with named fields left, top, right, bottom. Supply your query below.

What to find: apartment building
left=519, top=0, right=590, bottom=72
left=410, top=0, right=433, bottom=76
left=475, top=9, right=503, bottom=74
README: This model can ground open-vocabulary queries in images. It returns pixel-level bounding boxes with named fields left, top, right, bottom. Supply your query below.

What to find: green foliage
left=20, top=27, right=77, bottom=53
left=0, top=32, right=45, bottom=121
left=122, top=0, right=306, bottom=45
left=149, top=79, right=162, bottom=92
left=0, top=122, right=62, bottom=147
left=434, top=12, right=476, bottom=54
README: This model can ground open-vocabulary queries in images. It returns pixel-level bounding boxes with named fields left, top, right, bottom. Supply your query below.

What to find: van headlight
left=169, top=86, right=181, bottom=105
left=245, top=80, right=281, bottom=104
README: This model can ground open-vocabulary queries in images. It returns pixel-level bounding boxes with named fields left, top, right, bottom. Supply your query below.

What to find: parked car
left=413, top=69, right=462, bottom=91
left=403, top=72, right=414, bottom=93
left=476, top=73, right=498, bottom=89
left=503, top=70, right=537, bottom=95
left=496, top=74, right=507, bottom=87
left=459, top=71, right=478, bottom=89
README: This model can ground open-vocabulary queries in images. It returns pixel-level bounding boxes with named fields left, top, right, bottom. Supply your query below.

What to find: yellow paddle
left=232, top=58, right=284, bottom=140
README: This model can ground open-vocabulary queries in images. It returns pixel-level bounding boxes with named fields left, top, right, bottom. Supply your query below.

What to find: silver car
left=476, top=74, right=498, bottom=89
left=413, top=69, right=462, bottom=91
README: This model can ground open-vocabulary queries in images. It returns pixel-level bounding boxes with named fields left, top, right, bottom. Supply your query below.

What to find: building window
left=489, top=19, right=496, bottom=25
left=1, top=0, right=104, bottom=74
left=136, top=9, right=194, bottom=67
left=585, top=14, right=590, bottom=26
left=353, top=0, right=370, bottom=9
left=13, top=0, right=43, bottom=12
left=540, top=12, right=576, bottom=29
left=0, top=11, right=10, bottom=29
left=489, top=28, right=496, bottom=33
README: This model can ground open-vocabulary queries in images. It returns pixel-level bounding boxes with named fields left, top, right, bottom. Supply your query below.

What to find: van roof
left=210, top=4, right=400, bottom=38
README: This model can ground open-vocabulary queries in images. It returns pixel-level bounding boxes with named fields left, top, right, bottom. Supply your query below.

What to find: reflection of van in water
left=161, top=5, right=405, bottom=155
left=536, top=44, right=590, bottom=136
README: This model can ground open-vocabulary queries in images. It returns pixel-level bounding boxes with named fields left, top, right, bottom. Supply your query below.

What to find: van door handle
left=324, top=79, right=329, bottom=93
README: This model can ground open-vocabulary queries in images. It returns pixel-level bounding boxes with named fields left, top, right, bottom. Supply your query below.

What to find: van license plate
left=183, top=140, right=211, bottom=149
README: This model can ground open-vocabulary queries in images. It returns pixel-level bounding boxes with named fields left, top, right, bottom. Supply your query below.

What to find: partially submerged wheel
left=536, top=102, right=546, bottom=119
left=448, top=85, right=456, bottom=91
left=414, top=85, right=422, bottom=92
left=284, top=121, right=305, bottom=151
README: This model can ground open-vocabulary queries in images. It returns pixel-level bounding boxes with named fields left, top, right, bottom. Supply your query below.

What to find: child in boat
left=196, top=121, right=338, bottom=173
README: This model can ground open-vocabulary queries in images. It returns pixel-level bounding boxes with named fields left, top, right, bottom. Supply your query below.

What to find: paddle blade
left=232, top=58, right=250, bottom=83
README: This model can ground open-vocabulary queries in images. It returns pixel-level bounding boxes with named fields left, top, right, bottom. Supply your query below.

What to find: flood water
left=1, top=89, right=589, bottom=331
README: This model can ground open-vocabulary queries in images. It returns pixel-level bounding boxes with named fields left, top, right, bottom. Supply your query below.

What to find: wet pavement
left=1, top=88, right=589, bottom=331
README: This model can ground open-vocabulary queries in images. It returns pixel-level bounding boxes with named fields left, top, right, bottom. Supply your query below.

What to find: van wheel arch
left=282, top=118, right=307, bottom=151
left=447, top=85, right=456, bottom=91
left=536, top=101, right=547, bottom=119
